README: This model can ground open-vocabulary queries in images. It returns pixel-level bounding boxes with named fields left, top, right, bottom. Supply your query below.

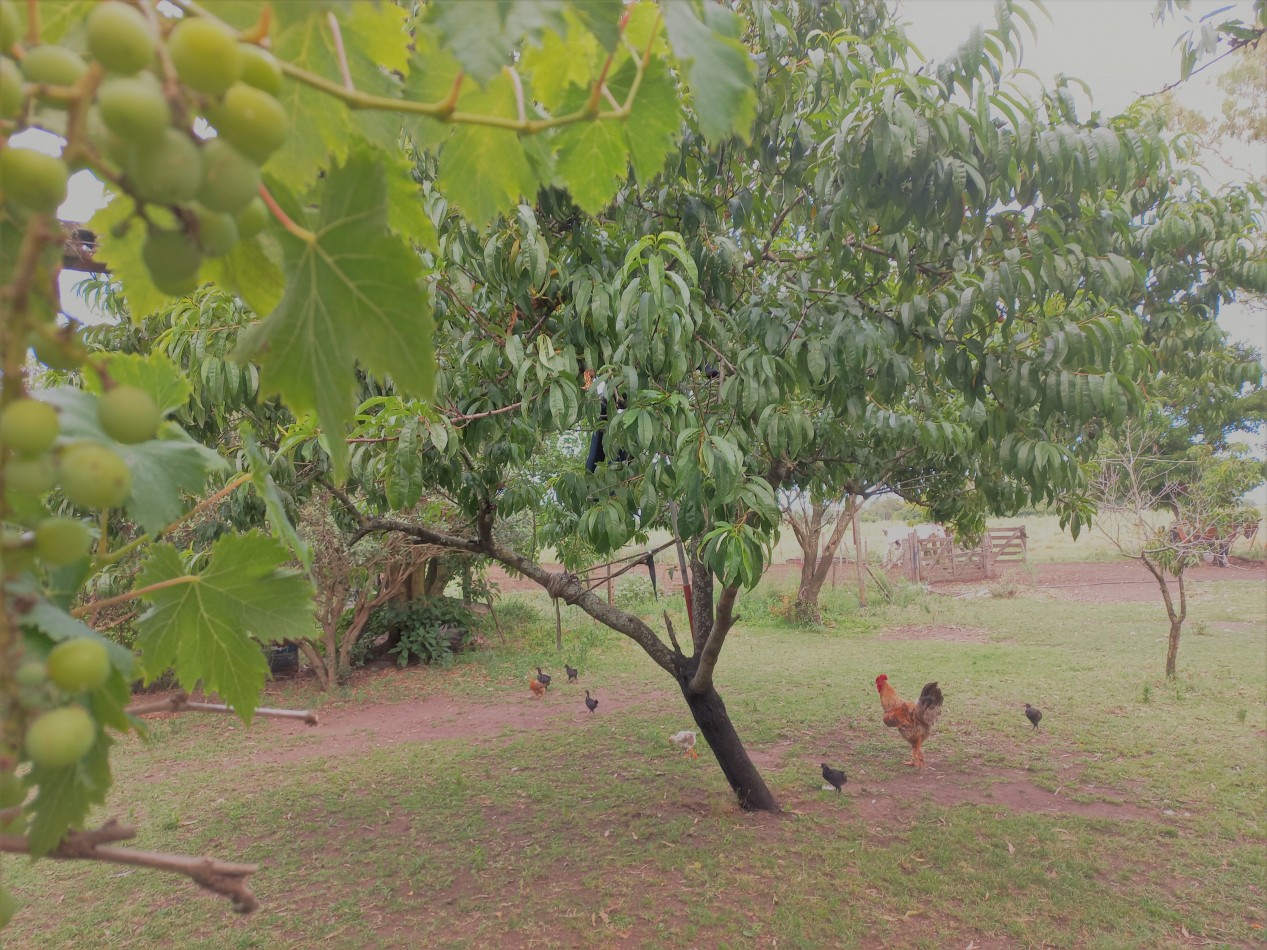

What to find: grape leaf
left=520, top=21, right=600, bottom=110
left=386, top=158, right=440, bottom=253
left=662, top=3, right=757, bottom=143
left=134, top=533, right=317, bottom=721
left=21, top=598, right=134, bottom=674
left=555, top=119, right=629, bottom=213
left=568, top=0, right=629, bottom=50
left=435, top=74, right=541, bottom=225
left=235, top=148, right=435, bottom=482
left=243, top=427, right=312, bottom=571
left=83, top=351, right=192, bottom=416
left=26, top=733, right=113, bottom=857
left=267, top=2, right=411, bottom=188
left=429, top=0, right=566, bottom=83
left=206, top=235, right=285, bottom=318
left=608, top=55, right=683, bottom=183
left=38, top=387, right=228, bottom=534
left=87, top=195, right=179, bottom=322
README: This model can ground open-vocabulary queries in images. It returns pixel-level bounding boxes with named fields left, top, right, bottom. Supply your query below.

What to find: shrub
left=363, top=597, right=482, bottom=668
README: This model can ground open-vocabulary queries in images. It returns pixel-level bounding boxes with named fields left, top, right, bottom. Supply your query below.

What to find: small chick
left=536, top=667, right=551, bottom=688
left=529, top=678, right=546, bottom=699
left=821, top=763, right=847, bottom=793
left=584, top=690, right=598, bottom=714
left=565, top=663, right=579, bottom=683
left=670, top=730, right=698, bottom=759
left=1024, top=703, right=1042, bottom=730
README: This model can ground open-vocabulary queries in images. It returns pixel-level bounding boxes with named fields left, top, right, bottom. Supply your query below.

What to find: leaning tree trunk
left=679, top=675, right=779, bottom=812
left=1141, top=556, right=1187, bottom=679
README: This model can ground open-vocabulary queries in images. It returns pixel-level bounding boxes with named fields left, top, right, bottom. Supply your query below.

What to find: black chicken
left=536, top=667, right=551, bottom=688
left=1024, top=703, right=1042, bottom=730
left=821, top=763, right=847, bottom=792
left=565, top=663, right=578, bottom=682
left=584, top=690, right=598, bottom=714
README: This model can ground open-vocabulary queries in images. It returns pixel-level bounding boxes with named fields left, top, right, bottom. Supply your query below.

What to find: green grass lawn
left=3, top=574, right=1264, bottom=949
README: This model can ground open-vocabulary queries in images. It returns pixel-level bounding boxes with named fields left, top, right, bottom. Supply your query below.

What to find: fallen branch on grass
left=0, top=819, right=259, bottom=912
left=125, top=691, right=319, bottom=724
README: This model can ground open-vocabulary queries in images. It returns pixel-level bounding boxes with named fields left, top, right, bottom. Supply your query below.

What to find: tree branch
left=125, top=692, right=318, bottom=724
left=0, top=819, right=260, bottom=913
left=688, top=582, right=740, bottom=695
left=348, top=518, right=678, bottom=674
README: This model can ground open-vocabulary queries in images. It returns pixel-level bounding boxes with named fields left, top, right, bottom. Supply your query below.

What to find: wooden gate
left=897, top=526, right=1027, bottom=583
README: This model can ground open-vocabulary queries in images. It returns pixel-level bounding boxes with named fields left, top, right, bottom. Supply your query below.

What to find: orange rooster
left=875, top=674, right=943, bottom=768
left=529, top=678, right=546, bottom=699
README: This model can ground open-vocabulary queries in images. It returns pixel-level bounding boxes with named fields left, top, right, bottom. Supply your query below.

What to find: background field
left=4, top=549, right=1264, bottom=949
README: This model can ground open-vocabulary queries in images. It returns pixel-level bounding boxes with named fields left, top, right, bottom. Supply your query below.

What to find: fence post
left=851, top=498, right=866, bottom=607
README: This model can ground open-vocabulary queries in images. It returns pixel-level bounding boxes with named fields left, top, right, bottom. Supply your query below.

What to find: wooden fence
left=894, top=526, right=1027, bottom=584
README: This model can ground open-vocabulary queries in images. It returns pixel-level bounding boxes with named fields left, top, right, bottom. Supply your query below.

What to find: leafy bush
left=612, top=574, right=658, bottom=614
left=363, top=597, right=482, bottom=668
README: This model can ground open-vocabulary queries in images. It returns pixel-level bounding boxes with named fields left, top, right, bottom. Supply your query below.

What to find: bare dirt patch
left=237, top=684, right=678, bottom=765
left=879, top=623, right=993, bottom=642
left=978, top=558, right=1267, bottom=604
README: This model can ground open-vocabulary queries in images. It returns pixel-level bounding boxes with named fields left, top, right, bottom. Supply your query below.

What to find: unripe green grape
left=0, top=884, right=17, bottom=928
left=0, top=398, right=59, bottom=455
left=46, top=638, right=110, bottom=692
left=0, top=771, right=25, bottom=808
left=5, top=454, right=56, bottom=495
left=98, top=385, right=160, bottom=443
left=58, top=441, right=132, bottom=509
left=197, top=138, right=260, bottom=213
left=167, top=17, right=241, bottom=96
left=0, top=146, right=69, bottom=214
left=0, top=56, right=23, bottom=119
left=29, top=327, right=88, bottom=370
left=34, top=517, right=92, bottom=566
left=238, top=44, right=282, bottom=95
left=128, top=128, right=203, bottom=205
left=25, top=705, right=96, bottom=769
left=15, top=660, right=46, bottom=687
left=97, top=75, right=170, bottom=144
left=191, top=203, right=238, bottom=256
left=142, top=227, right=203, bottom=295
left=87, top=1, right=156, bottom=75
left=21, top=44, right=87, bottom=91
left=234, top=195, right=269, bottom=238
left=210, top=82, right=287, bottom=163
left=0, top=1, right=20, bottom=51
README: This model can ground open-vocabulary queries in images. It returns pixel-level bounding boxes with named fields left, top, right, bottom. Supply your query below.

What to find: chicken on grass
left=1024, top=703, right=1042, bottom=730
left=535, top=667, right=551, bottom=688
left=565, top=663, right=578, bottom=682
left=821, top=763, right=847, bottom=792
left=529, top=678, right=546, bottom=699
left=584, top=690, right=598, bottom=713
left=875, top=674, right=943, bottom=768
left=670, top=730, right=698, bottom=759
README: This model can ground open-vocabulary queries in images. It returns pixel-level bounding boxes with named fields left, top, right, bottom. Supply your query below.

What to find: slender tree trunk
left=792, top=500, right=853, bottom=620
left=1141, top=556, right=1187, bottom=679
left=679, top=676, right=779, bottom=812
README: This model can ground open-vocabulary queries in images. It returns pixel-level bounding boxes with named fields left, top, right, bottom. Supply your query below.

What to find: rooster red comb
left=875, top=674, right=888, bottom=689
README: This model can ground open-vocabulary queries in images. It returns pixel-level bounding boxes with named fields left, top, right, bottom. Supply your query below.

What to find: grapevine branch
left=125, top=691, right=319, bottom=724
left=70, top=575, right=198, bottom=618
left=0, top=819, right=260, bottom=913
left=168, top=0, right=657, bottom=134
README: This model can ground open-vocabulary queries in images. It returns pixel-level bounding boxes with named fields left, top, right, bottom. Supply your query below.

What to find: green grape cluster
left=0, top=0, right=286, bottom=308
left=0, top=385, right=163, bottom=563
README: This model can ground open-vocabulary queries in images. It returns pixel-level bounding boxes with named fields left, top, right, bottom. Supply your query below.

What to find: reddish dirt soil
left=249, top=683, right=678, bottom=765
left=487, top=555, right=1267, bottom=603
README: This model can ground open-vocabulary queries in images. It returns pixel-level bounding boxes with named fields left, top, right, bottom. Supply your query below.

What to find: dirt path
left=248, top=682, right=679, bottom=765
